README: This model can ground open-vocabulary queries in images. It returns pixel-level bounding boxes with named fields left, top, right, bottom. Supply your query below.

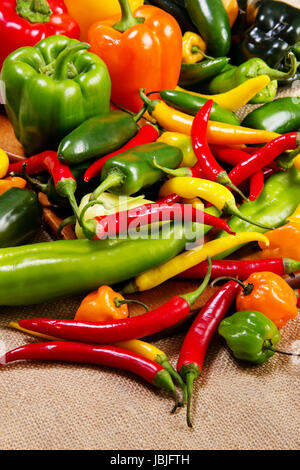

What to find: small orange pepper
left=75, top=285, right=129, bottom=322
left=236, top=272, right=298, bottom=329
left=259, top=204, right=300, bottom=261
left=0, top=176, right=26, bottom=195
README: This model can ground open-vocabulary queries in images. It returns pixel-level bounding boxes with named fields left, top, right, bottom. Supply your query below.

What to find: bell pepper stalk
left=113, top=0, right=145, bottom=32
left=122, top=231, right=270, bottom=294
left=16, top=0, right=52, bottom=23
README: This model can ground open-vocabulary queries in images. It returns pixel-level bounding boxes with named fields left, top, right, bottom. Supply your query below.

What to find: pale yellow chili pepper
left=157, top=132, right=197, bottom=167
left=0, top=148, right=9, bottom=179
left=182, top=32, right=207, bottom=64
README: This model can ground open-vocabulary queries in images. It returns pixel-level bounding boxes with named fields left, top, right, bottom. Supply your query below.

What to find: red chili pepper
left=18, top=266, right=212, bottom=344
left=83, top=202, right=235, bottom=240
left=8, top=150, right=55, bottom=175
left=84, top=124, right=159, bottom=182
left=0, top=341, right=177, bottom=397
left=249, top=169, right=264, bottom=201
left=210, top=145, right=251, bottom=166
left=177, top=281, right=240, bottom=427
left=191, top=102, right=247, bottom=200
left=229, top=133, right=300, bottom=187
left=157, top=193, right=181, bottom=204
left=178, top=258, right=300, bottom=280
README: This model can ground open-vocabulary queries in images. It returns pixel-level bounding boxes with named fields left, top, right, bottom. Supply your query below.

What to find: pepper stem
left=90, top=172, right=125, bottom=201
left=264, top=347, right=300, bottom=357
left=283, top=258, right=300, bottom=274
left=225, top=200, right=275, bottom=230
left=152, top=157, right=191, bottom=177
left=114, top=298, right=150, bottom=312
left=186, top=371, right=196, bottom=428
left=191, top=46, right=214, bottom=60
left=11, top=163, right=47, bottom=192
left=216, top=171, right=249, bottom=202
left=152, top=369, right=179, bottom=413
left=16, top=0, right=52, bottom=23
left=267, top=52, right=298, bottom=81
left=58, top=216, right=76, bottom=236
left=180, top=257, right=212, bottom=307
left=139, top=88, right=160, bottom=115
left=156, top=356, right=188, bottom=406
left=52, top=42, right=90, bottom=81
left=276, top=148, right=300, bottom=170
left=211, top=276, right=254, bottom=295
left=113, top=0, right=145, bottom=32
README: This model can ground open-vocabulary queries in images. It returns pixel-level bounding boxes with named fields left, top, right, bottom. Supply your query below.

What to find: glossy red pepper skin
left=210, top=145, right=252, bottom=167
left=157, top=193, right=181, bottom=204
left=249, top=170, right=264, bottom=201
left=84, top=124, right=159, bottom=182
left=0, top=0, right=80, bottom=68
left=43, top=152, right=76, bottom=197
left=0, top=341, right=165, bottom=385
left=8, top=150, right=56, bottom=175
left=93, top=202, right=235, bottom=239
left=178, top=258, right=300, bottom=280
left=229, top=133, right=300, bottom=187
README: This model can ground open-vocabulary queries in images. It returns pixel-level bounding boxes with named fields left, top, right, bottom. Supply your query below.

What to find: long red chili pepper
left=0, top=342, right=177, bottom=397
left=8, top=150, right=55, bottom=175
left=229, top=133, right=300, bottom=187
left=84, top=124, right=159, bottom=182
left=157, top=193, right=181, bottom=204
left=177, top=281, right=240, bottom=427
left=249, top=169, right=264, bottom=201
left=82, top=203, right=235, bottom=240
left=210, top=145, right=251, bottom=166
left=18, top=264, right=212, bottom=344
left=178, top=258, right=300, bottom=280
left=191, top=102, right=247, bottom=199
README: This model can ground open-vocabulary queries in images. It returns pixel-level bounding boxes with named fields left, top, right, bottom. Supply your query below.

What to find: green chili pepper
left=58, top=110, right=143, bottom=165
left=179, top=57, right=229, bottom=87
left=0, top=188, right=42, bottom=248
left=0, top=221, right=203, bottom=306
left=1, top=35, right=111, bottom=156
left=242, top=97, right=300, bottom=134
left=90, top=142, right=183, bottom=200
left=215, top=165, right=300, bottom=259
left=185, top=0, right=231, bottom=57
left=160, top=89, right=240, bottom=126
left=202, top=52, right=297, bottom=104
left=218, top=311, right=281, bottom=365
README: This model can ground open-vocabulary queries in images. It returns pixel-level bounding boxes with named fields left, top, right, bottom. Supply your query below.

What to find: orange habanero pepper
left=235, top=272, right=298, bottom=329
left=75, top=285, right=129, bottom=322
left=88, top=0, right=182, bottom=113
left=0, top=177, right=26, bottom=195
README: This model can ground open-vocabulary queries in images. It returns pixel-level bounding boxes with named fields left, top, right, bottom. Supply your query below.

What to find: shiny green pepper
left=219, top=310, right=281, bottom=365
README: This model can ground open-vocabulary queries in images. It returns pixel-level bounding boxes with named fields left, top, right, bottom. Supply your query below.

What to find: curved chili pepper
left=85, top=202, right=235, bottom=239
left=84, top=124, right=159, bottom=182
left=8, top=150, right=55, bottom=175
left=178, top=258, right=300, bottom=280
left=152, top=157, right=204, bottom=179
left=191, top=101, right=248, bottom=200
left=18, top=265, right=212, bottom=344
left=177, top=281, right=240, bottom=427
left=249, top=170, right=264, bottom=201
left=0, top=341, right=178, bottom=400
left=210, top=145, right=254, bottom=166
left=229, top=133, right=300, bottom=187
left=157, top=193, right=181, bottom=204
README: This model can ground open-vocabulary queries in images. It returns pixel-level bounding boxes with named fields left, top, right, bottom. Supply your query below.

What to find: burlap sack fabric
left=0, top=0, right=299, bottom=451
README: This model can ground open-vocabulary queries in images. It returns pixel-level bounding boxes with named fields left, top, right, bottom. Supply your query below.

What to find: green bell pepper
left=219, top=310, right=281, bottom=365
left=1, top=35, right=111, bottom=156
left=202, top=53, right=297, bottom=104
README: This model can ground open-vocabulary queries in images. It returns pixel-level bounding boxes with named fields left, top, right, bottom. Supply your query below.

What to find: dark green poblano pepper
left=218, top=311, right=281, bottom=365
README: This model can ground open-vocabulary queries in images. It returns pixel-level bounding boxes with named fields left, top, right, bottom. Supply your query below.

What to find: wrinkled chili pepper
left=177, top=280, right=240, bottom=427
left=75, top=285, right=130, bottom=322
left=178, top=257, right=300, bottom=281
left=228, top=133, right=300, bottom=187
left=18, top=265, right=212, bottom=343
left=84, top=124, right=159, bottom=182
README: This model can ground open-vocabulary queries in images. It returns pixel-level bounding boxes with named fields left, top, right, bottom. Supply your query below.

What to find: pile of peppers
left=0, top=0, right=299, bottom=429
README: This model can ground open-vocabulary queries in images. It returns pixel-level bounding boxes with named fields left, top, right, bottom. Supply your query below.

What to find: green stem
left=276, top=148, right=300, bottom=170
left=90, top=172, right=125, bottom=201
left=264, top=347, right=300, bottom=357
left=114, top=298, right=150, bottom=312
left=181, top=257, right=212, bottom=307
left=113, top=0, right=145, bottom=32
left=225, top=200, right=275, bottom=230
left=211, top=276, right=254, bottom=295
left=157, top=356, right=187, bottom=405
left=16, top=0, right=52, bottom=23
left=185, top=371, right=196, bottom=428
left=152, top=157, right=191, bottom=177
left=52, top=42, right=90, bottom=81
left=267, top=52, right=297, bottom=81
left=58, top=216, right=76, bottom=236
left=139, top=88, right=160, bottom=115
left=216, top=172, right=249, bottom=202
left=191, top=46, right=214, bottom=60
left=283, top=258, right=300, bottom=274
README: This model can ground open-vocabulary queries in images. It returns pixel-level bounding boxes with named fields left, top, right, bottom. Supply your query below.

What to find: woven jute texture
left=0, top=2, right=300, bottom=450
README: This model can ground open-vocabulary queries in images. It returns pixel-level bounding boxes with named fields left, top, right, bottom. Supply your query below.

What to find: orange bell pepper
left=0, top=176, right=26, bottom=195
left=75, top=285, right=129, bottom=322
left=236, top=272, right=298, bottom=329
left=259, top=204, right=300, bottom=261
left=222, top=0, right=239, bottom=27
left=88, top=0, right=182, bottom=113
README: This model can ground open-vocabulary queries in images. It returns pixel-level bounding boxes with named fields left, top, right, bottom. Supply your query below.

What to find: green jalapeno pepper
left=185, top=0, right=231, bottom=57
left=160, top=89, right=240, bottom=126
left=91, top=142, right=183, bottom=200
left=215, top=165, right=300, bottom=258
left=218, top=311, right=281, bottom=365
left=179, top=57, right=229, bottom=87
left=58, top=110, right=143, bottom=165
left=0, top=188, right=42, bottom=247
left=202, top=53, right=297, bottom=104
left=242, top=97, right=300, bottom=134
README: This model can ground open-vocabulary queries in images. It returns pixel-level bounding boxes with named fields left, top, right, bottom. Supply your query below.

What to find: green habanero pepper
left=179, top=57, right=229, bottom=87
left=1, top=35, right=111, bottom=156
left=185, top=0, right=231, bottom=57
left=202, top=52, right=297, bottom=104
left=242, top=97, right=300, bottom=134
left=215, top=165, right=300, bottom=259
left=218, top=311, right=281, bottom=365
left=0, top=221, right=202, bottom=306
left=160, top=89, right=240, bottom=126
left=0, top=188, right=42, bottom=247
left=90, top=142, right=183, bottom=200
left=58, top=110, right=144, bottom=165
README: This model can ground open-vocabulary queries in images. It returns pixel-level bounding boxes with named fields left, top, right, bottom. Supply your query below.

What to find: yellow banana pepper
left=176, top=75, right=271, bottom=111
left=124, top=232, right=269, bottom=293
